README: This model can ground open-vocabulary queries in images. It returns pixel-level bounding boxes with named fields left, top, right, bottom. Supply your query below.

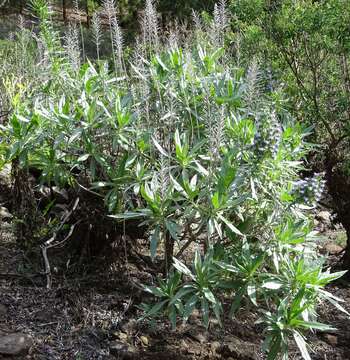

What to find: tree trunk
left=324, top=153, right=350, bottom=270
left=62, top=0, right=67, bottom=22
left=342, top=229, right=350, bottom=269
left=11, top=158, right=39, bottom=248
left=85, top=1, right=90, bottom=27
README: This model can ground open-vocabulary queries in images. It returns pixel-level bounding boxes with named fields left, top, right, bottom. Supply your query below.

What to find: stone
left=112, top=331, right=128, bottom=341
left=0, top=333, right=32, bottom=356
left=140, top=335, right=149, bottom=346
left=217, top=336, right=259, bottom=360
left=0, top=164, right=11, bottom=185
left=0, top=207, right=12, bottom=220
left=109, top=340, right=137, bottom=359
left=324, top=334, right=338, bottom=346
left=325, top=243, right=343, bottom=255
left=316, top=211, right=332, bottom=226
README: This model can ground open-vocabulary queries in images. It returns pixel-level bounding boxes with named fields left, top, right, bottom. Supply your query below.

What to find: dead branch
left=41, top=198, right=79, bottom=289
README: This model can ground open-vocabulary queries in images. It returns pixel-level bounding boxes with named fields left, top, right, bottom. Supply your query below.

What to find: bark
left=85, top=1, right=90, bottom=27
left=324, top=153, right=350, bottom=269
left=11, top=158, right=39, bottom=248
left=62, top=0, right=67, bottom=22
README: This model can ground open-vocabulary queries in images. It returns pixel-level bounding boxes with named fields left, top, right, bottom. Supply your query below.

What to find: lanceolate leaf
left=293, top=331, right=311, bottom=360
left=165, top=220, right=180, bottom=241
left=173, top=258, right=194, bottom=280
left=217, top=214, right=243, bottom=236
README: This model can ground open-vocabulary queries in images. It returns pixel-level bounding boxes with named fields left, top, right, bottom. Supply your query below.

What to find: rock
left=218, top=336, right=258, bottom=360
left=0, top=207, right=12, bottom=220
left=324, top=334, right=338, bottom=346
left=112, top=331, right=128, bottom=341
left=325, top=243, right=343, bottom=255
left=0, top=333, right=32, bottom=356
left=0, top=164, right=11, bottom=185
left=140, top=335, right=149, bottom=346
left=109, top=340, right=137, bottom=359
left=316, top=211, right=332, bottom=226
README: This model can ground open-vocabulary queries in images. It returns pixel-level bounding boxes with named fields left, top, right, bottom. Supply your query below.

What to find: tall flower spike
left=218, top=0, right=228, bottom=29
left=168, top=19, right=181, bottom=49
left=158, top=155, right=170, bottom=201
left=212, top=0, right=228, bottom=45
left=192, top=10, right=202, bottom=32
left=292, top=173, right=326, bottom=205
left=103, top=0, right=124, bottom=72
left=112, top=17, right=123, bottom=70
left=141, top=0, right=159, bottom=49
left=73, top=0, right=85, bottom=59
left=244, top=59, right=262, bottom=113
left=64, top=23, right=80, bottom=71
left=91, top=12, right=101, bottom=61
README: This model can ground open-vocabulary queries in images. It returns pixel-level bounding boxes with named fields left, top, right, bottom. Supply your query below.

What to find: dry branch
left=41, top=198, right=80, bottom=289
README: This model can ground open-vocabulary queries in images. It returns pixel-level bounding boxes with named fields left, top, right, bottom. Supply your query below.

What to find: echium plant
left=0, top=2, right=347, bottom=360
left=142, top=100, right=348, bottom=358
left=131, top=9, right=347, bottom=360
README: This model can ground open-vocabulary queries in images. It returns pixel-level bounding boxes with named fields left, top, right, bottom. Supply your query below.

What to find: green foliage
left=229, top=0, right=350, bottom=276
left=230, top=0, right=350, bottom=171
left=0, top=2, right=347, bottom=360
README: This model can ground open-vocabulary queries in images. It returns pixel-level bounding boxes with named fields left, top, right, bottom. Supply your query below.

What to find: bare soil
left=0, top=225, right=350, bottom=360
left=1, top=172, right=350, bottom=359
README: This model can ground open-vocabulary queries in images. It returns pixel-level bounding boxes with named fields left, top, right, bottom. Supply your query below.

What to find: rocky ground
left=1, top=166, right=350, bottom=359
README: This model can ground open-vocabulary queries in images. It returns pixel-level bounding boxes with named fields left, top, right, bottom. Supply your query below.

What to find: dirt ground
left=1, top=224, right=350, bottom=360
left=1, top=169, right=350, bottom=359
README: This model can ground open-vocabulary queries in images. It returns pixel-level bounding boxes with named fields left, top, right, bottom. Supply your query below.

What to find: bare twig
left=41, top=198, right=80, bottom=289
left=175, top=224, right=200, bottom=259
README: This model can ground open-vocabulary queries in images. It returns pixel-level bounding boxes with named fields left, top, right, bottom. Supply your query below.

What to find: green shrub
left=0, top=1, right=347, bottom=359
left=229, top=0, right=350, bottom=267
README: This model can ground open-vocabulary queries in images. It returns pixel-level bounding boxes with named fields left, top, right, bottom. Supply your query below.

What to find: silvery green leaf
left=173, top=258, right=194, bottom=280
left=293, top=331, right=311, bottom=360
left=262, top=281, right=283, bottom=290
left=165, top=220, right=180, bottom=241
